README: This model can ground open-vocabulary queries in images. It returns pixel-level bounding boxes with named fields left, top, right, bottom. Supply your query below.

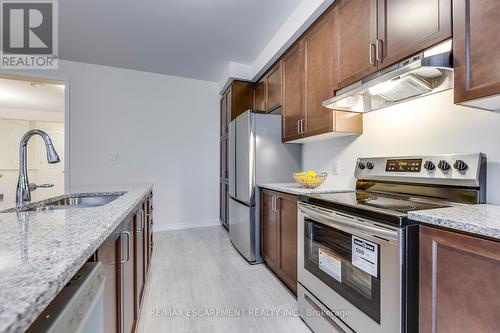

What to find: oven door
left=298, top=203, right=402, bottom=333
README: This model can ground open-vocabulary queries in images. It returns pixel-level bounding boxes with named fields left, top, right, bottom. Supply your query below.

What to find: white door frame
left=0, top=72, right=71, bottom=192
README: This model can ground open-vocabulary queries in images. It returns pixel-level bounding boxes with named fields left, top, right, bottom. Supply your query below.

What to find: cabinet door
left=266, top=64, right=282, bottom=111
left=220, top=138, right=227, bottom=180
left=220, top=182, right=228, bottom=228
left=225, top=87, right=232, bottom=123
left=253, top=80, right=266, bottom=112
left=334, top=0, right=377, bottom=88
left=148, top=195, right=154, bottom=264
left=134, top=207, right=145, bottom=314
left=419, top=226, right=500, bottom=333
left=96, top=229, right=121, bottom=333
left=282, top=43, right=305, bottom=142
left=229, top=81, right=254, bottom=120
left=277, top=193, right=298, bottom=295
left=453, top=0, right=500, bottom=104
left=260, top=189, right=279, bottom=272
left=121, top=216, right=136, bottom=333
left=220, top=97, right=227, bottom=136
left=304, top=9, right=335, bottom=138
left=377, top=0, right=451, bottom=69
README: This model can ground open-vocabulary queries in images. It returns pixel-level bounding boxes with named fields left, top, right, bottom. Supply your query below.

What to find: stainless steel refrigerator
left=228, top=110, right=301, bottom=263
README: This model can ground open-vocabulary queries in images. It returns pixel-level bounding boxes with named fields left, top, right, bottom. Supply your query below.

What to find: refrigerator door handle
left=228, top=120, right=237, bottom=198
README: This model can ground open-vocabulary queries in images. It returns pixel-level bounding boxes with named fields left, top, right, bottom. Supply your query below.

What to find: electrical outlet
left=332, top=161, right=340, bottom=175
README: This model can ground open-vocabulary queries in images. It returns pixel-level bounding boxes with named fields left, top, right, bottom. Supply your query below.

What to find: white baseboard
left=153, top=219, right=221, bottom=232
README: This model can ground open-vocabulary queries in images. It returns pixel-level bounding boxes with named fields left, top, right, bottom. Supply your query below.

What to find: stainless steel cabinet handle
left=301, top=119, right=305, bottom=134
left=136, top=209, right=144, bottom=232
left=120, top=231, right=131, bottom=264
left=369, top=42, right=376, bottom=66
left=297, top=120, right=301, bottom=135
left=271, top=195, right=279, bottom=212
left=376, top=39, right=383, bottom=63
left=274, top=196, right=280, bottom=212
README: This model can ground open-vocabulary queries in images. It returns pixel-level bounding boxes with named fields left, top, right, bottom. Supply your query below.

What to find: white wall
left=0, top=107, right=64, bottom=122
left=1, top=60, right=220, bottom=231
left=302, top=89, right=500, bottom=204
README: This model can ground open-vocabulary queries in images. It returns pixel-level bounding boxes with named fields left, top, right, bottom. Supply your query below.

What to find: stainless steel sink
left=1, top=192, right=126, bottom=213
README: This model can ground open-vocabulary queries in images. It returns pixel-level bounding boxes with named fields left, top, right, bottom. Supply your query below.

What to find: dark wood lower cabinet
left=260, top=189, right=298, bottom=295
left=260, top=189, right=280, bottom=272
left=93, top=191, right=153, bottom=333
left=121, top=216, right=135, bottom=333
left=134, top=205, right=146, bottom=320
left=419, top=225, right=500, bottom=333
left=96, top=226, right=121, bottom=333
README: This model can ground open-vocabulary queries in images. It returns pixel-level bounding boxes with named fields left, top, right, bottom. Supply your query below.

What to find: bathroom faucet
left=16, top=129, right=60, bottom=206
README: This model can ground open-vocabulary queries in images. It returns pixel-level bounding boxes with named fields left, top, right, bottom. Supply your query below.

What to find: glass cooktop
left=302, top=191, right=452, bottom=217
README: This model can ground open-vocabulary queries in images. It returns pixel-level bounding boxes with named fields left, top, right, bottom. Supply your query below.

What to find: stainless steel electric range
left=297, top=153, right=486, bottom=333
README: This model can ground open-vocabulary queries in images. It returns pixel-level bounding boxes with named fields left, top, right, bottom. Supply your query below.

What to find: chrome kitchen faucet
left=16, top=129, right=60, bottom=206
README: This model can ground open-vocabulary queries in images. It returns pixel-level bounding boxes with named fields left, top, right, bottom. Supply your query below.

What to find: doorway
left=0, top=76, right=66, bottom=203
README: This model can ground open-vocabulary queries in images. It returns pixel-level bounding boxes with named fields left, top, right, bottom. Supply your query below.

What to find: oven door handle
left=299, top=204, right=400, bottom=243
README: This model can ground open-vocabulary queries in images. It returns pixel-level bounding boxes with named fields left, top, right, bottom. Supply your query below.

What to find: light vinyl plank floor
left=137, top=226, right=311, bottom=333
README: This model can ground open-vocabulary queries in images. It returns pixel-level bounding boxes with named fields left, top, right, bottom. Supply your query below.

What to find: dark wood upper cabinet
left=281, top=9, right=363, bottom=142
left=377, top=0, right=451, bottom=69
left=266, top=63, right=282, bottom=112
left=224, top=81, right=253, bottom=120
left=276, top=192, right=298, bottom=295
left=220, top=96, right=227, bottom=136
left=453, top=0, right=500, bottom=107
left=419, top=225, right=500, bottom=333
left=282, top=42, right=305, bottom=142
left=304, top=8, right=335, bottom=137
left=334, top=0, right=377, bottom=88
left=260, top=189, right=279, bottom=273
left=253, top=80, right=267, bottom=112
left=333, top=0, right=451, bottom=88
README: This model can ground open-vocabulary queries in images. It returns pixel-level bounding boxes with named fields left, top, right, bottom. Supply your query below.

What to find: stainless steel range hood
left=323, top=40, right=453, bottom=113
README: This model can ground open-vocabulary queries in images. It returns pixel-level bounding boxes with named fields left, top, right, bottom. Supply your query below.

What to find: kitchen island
left=0, top=183, right=153, bottom=333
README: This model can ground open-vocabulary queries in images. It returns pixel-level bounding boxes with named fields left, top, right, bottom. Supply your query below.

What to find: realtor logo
left=0, top=0, right=58, bottom=69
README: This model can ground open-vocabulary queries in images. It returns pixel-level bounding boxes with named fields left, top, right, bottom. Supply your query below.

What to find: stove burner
left=356, top=192, right=418, bottom=212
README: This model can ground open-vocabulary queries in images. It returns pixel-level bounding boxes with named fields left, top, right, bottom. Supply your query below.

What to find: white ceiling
left=0, top=79, right=65, bottom=112
left=59, top=0, right=302, bottom=82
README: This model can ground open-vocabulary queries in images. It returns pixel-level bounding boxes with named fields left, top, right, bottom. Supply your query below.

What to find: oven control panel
left=355, top=153, right=486, bottom=187
left=385, top=159, right=422, bottom=172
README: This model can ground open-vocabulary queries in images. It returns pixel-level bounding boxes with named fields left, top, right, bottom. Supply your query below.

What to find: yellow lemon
left=306, top=170, right=317, bottom=177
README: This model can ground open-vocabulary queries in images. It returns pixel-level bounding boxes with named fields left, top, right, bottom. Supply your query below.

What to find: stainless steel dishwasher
left=28, top=262, right=106, bottom=333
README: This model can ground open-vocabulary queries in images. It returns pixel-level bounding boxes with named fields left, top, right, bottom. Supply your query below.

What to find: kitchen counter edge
left=0, top=183, right=153, bottom=333
left=408, top=204, right=500, bottom=241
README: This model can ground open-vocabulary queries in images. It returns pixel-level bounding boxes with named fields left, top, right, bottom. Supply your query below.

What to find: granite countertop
left=408, top=204, right=500, bottom=241
left=259, top=183, right=352, bottom=195
left=0, top=183, right=153, bottom=333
